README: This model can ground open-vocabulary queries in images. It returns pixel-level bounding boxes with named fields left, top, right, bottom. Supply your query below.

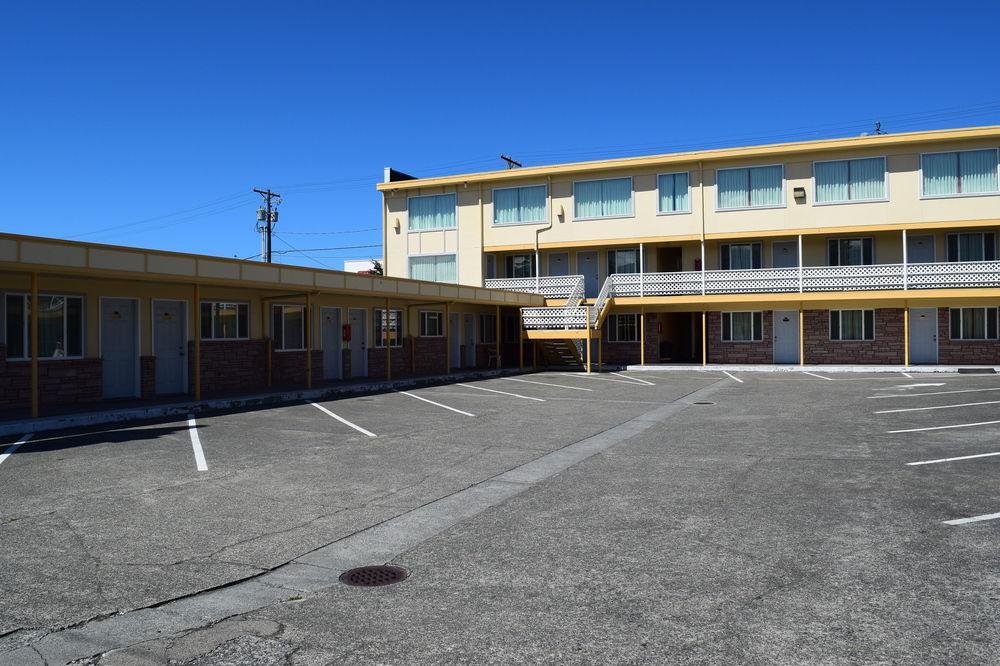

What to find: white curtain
left=518, top=185, right=546, bottom=222
left=658, top=173, right=689, bottom=212
left=409, top=194, right=456, bottom=230
left=717, top=168, right=748, bottom=209
left=493, top=188, right=520, bottom=224
left=749, top=166, right=782, bottom=207
left=574, top=180, right=603, bottom=218
left=923, top=153, right=959, bottom=195
left=815, top=161, right=849, bottom=203
left=574, top=178, right=631, bottom=218
left=959, top=149, right=998, bottom=194
left=849, top=157, right=885, bottom=200
left=410, top=255, right=456, bottom=283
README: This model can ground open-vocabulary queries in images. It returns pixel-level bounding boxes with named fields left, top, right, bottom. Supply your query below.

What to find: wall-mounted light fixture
left=793, top=187, right=807, bottom=203
left=394, top=217, right=401, bottom=233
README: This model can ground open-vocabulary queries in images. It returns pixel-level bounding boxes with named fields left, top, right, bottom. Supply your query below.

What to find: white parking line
left=611, top=372, right=655, bottom=386
left=888, top=420, right=1000, bottom=434
left=558, top=373, right=647, bottom=385
left=722, top=371, right=743, bottom=383
left=907, top=451, right=1000, bottom=466
left=0, top=434, right=31, bottom=467
left=457, top=383, right=545, bottom=402
left=943, top=511, right=1000, bottom=526
left=868, top=386, right=1000, bottom=400
left=802, top=371, right=833, bottom=381
left=501, top=377, right=592, bottom=391
left=310, top=401, right=376, bottom=438
left=398, top=390, right=475, bottom=417
left=876, top=399, right=1000, bottom=414
left=902, top=372, right=913, bottom=378
left=187, top=414, right=208, bottom=472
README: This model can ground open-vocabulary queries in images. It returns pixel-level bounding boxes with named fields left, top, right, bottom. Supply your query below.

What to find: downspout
left=479, top=182, right=484, bottom=285
left=382, top=192, right=388, bottom=276
left=699, top=160, right=707, bottom=296
left=534, top=175, right=554, bottom=295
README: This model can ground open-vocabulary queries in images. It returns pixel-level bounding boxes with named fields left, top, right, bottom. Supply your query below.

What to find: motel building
left=380, top=126, right=1000, bottom=371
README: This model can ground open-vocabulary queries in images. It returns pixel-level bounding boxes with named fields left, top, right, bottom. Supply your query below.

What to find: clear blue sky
left=4, top=1, right=1000, bottom=269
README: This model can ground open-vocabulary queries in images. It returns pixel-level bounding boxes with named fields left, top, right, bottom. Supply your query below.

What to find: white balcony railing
left=522, top=306, right=590, bottom=330
left=484, top=275, right=584, bottom=299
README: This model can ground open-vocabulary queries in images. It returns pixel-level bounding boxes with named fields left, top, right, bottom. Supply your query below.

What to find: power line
left=276, top=227, right=379, bottom=235
left=271, top=234, right=336, bottom=270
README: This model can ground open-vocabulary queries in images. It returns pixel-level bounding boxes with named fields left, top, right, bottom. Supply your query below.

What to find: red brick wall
left=936, top=308, right=1000, bottom=364
left=140, top=356, right=155, bottom=399
left=707, top=311, right=773, bottom=364
left=189, top=339, right=267, bottom=395
left=0, top=348, right=103, bottom=408
left=803, top=308, right=904, bottom=365
left=271, top=349, right=323, bottom=387
left=599, top=313, right=659, bottom=365
left=367, top=338, right=413, bottom=379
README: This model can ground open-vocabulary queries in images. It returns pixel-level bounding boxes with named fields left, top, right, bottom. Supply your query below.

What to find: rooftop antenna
left=874, top=121, right=884, bottom=135
left=500, top=154, right=522, bottom=169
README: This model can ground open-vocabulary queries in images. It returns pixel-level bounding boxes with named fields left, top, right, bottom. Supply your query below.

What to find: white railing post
left=639, top=242, right=645, bottom=297
left=535, top=250, right=540, bottom=294
left=902, top=229, right=908, bottom=290
left=700, top=240, right=706, bottom=296
left=798, top=234, right=803, bottom=293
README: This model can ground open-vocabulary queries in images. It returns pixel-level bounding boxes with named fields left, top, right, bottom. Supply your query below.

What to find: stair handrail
left=564, top=275, right=584, bottom=308
left=589, top=275, right=614, bottom=327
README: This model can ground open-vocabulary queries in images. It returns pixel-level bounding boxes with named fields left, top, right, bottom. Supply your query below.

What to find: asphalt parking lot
left=1, top=369, right=998, bottom=664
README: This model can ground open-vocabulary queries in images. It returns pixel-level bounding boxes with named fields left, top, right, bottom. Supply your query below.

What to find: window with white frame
left=814, top=157, right=886, bottom=203
left=720, top=242, right=762, bottom=270
left=607, top=313, right=638, bottom=342
left=573, top=177, right=633, bottom=219
left=946, top=232, right=996, bottom=262
left=950, top=307, right=999, bottom=340
left=830, top=310, right=875, bottom=341
left=4, top=294, right=84, bottom=359
left=493, top=185, right=546, bottom=224
left=271, top=304, right=305, bottom=351
left=657, top=172, right=690, bottom=213
left=716, top=165, right=783, bottom=210
left=200, top=302, right=248, bottom=340
left=409, top=254, right=457, bottom=283
left=607, top=248, right=639, bottom=275
left=479, top=314, right=496, bottom=344
left=374, top=308, right=402, bottom=348
left=922, top=149, right=999, bottom=197
left=504, top=254, right=535, bottom=279
left=721, top=311, right=763, bottom=342
left=419, top=311, right=443, bottom=337
left=408, top=193, right=456, bottom=230
left=828, top=238, right=874, bottom=266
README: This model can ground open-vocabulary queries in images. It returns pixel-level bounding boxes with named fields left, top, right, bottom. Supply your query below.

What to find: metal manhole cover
left=339, top=565, right=408, bottom=587
left=692, top=401, right=715, bottom=405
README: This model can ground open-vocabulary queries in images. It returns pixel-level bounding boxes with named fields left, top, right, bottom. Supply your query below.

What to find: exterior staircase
left=537, top=339, right=583, bottom=367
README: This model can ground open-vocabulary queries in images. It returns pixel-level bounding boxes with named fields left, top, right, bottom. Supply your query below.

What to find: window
left=947, top=233, right=996, bottom=262
left=200, top=302, right=248, bottom=340
left=922, top=149, right=999, bottom=197
left=830, top=310, right=875, bottom=341
left=409, top=254, right=457, bottom=283
left=950, top=308, right=999, bottom=340
left=504, top=254, right=535, bottom=279
left=814, top=157, right=886, bottom=203
left=479, top=314, right=496, bottom=344
left=828, top=238, right=874, bottom=266
left=419, top=311, right=443, bottom=337
left=408, top=193, right=456, bottom=230
left=493, top=185, right=546, bottom=224
left=607, top=248, right=639, bottom=275
left=374, top=308, right=402, bottom=348
left=717, top=165, right=783, bottom=209
left=503, top=316, right=520, bottom=344
left=4, top=294, right=84, bottom=359
left=271, top=305, right=305, bottom=351
left=721, top=312, right=763, bottom=342
left=484, top=255, right=497, bottom=279
left=720, top=243, right=762, bottom=270
left=607, top=313, right=638, bottom=342
left=657, top=172, right=690, bottom=213
left=573, top=177, right=633, bottom=219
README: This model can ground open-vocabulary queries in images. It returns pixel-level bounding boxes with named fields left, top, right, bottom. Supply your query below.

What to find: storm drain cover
left=692, top=401, right=715, bottom=405
left=339, top=565, right=409, bottom=587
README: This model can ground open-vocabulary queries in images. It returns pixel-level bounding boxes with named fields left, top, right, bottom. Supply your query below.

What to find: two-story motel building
left=379, top=126, right=1000, bottom=369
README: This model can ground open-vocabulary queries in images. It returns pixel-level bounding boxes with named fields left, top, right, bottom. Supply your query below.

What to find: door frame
left=906, top=234, right=936, bottom=263
left=99, top=296, right=141, bottom=398
left=909, top=307, right=939, bottom=364
left=321, top=306, right=344, bottom=380
left=771, top=240, right=798, bottom=269
left=576, top=250, right=599, bottom=297
left=772, top=309, right=800, bottom=364
left=150, top=298, right=188, bottom=395
left=348, top=307, right=368, bottom=377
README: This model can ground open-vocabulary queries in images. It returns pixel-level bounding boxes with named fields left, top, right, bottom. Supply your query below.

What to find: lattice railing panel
left=484, top=275, right=585, bottom=299
left=522, top=306, right=589, bottom=330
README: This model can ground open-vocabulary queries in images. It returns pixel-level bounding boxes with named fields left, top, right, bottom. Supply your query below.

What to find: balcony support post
left=904, top=307, right=910, bottom=366
left=30, top=272, right=39, bottom=418
left=902, top=229, right=908, bottom=290
left=640, top=306, right=646, bottom=366
left=585, top=332, right=592, bottom=374
left=797, top=234, right=803, bottom=293
left=700, top=241, right=706, bottom=296
left=518, top=309, right=524, bottom=369
left=701, top=311, right=707, bottom=367
left=798, top=308, right=805, bottom=366
left=639, top=243, right=645, bottom=297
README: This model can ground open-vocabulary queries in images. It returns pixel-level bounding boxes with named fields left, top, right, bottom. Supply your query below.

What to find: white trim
left=655, top=171, right=693, bottom=215
left=418, top=310, right=445, bottom=338
left=811, top=155, right=889, bottom=206
left=405, top=192, right=458, bottom=232
left=151, top=298, right=188, bottom=395
left=714, top=163, right=786, bottom=211
left=919, top=147, right=1000, bottom=199
left=491, top=183, right=549, bottom=227
left=571, top=175, right=635, bottom=221
left=606, top=313, right=639, bottom=343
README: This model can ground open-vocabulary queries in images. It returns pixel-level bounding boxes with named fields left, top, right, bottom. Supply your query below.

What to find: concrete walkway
left=626, top=363, right=999, bottom=374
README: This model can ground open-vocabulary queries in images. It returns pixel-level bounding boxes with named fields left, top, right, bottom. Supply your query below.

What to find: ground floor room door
left=463, top=314, right=475, bottom=367
left=578, top=251, right=599, bottom=297
left=449, top=313, right=461, bottom=368
left=348, top=308, right=367, bottom=378
left=101, top=297, right=138, bottom=398
left=773, top=310, right=799, bottom=364
left=152, top=300, right=185, bottom=395
left=909, top=307, right=938, bottom=364
left=321, top=307, right=342, bottom=380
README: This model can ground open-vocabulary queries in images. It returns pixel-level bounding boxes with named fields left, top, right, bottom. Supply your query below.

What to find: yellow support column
left=799, top=309, right=805, bottom=366
left=586, top=332, right=592, bottom=374
left=193, top=283, right=201, bottom=401
left=444, top=301, right=450, bottom=375
left=701, top=311, right=707, bottom=367
left=262, top=300, right=272, bottom=387
left=904, top=306, right=910, bottom=367
left=518, top=309, right=524, bottom=369
left=385, top=298, right=392, bottom=381
left=640, top=307, right=646, bottom=366
left=598, top=327, right=603, bottom=371
left=495, top=305, right=501, bottom=368
left=30, top=273, right=38, bottom=418
left=306, top=293, right=313, bottom=388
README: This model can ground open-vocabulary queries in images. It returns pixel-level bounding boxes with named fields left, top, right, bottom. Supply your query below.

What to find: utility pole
left=254, top=188, right=282, bottom=263
left=500, top=154, right=522, bottom=170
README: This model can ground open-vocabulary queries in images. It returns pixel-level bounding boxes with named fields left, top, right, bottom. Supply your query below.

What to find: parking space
left=2, top=369, right=998, bottom=663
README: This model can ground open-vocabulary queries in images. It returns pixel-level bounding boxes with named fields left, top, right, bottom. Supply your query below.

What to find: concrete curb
left=624, top=363, right=1000, bottom=374
left=0, top=368, right=531, bottom=437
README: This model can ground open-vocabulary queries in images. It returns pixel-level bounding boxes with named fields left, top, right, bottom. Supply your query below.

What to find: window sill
left=920, top=191, right=1000, bottom=201
left=5, top=356, right=86, bottom=362
left=656, top=209, right=693, bottom=216
left=572, top=214, right=635, bottom=222
left=407, top=226, right=457, bottom=233
left=491, top=220, right=548, bottom=228
left=812, top=198, right=889, bottom=207
left=720, top=339, right=764, bottom=343
left=201, top=337, right=251, bottom=342
left=274, top=348, right=307, bottom=353
left=715, top=204, right=787, bottom=213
